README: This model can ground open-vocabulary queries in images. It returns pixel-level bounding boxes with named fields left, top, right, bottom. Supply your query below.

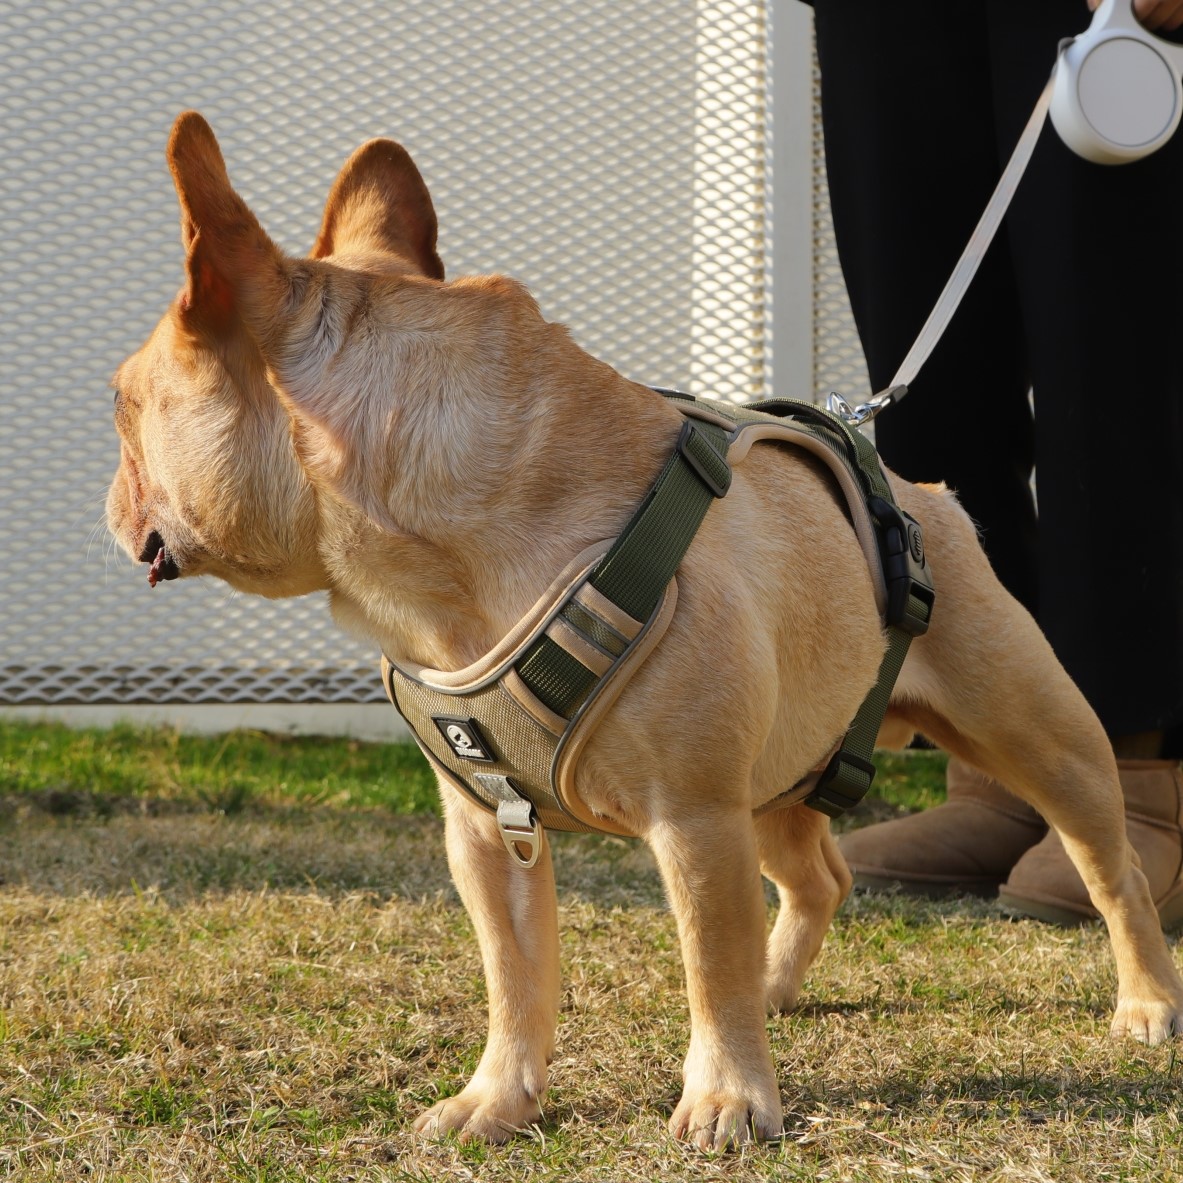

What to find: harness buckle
left=676, top=420, right=732, bottom=498
left=805, top=750, right=878, bottom=818
left=868, top=496, right=935, bottom=637
left=496, top=798, right=542, bottom=869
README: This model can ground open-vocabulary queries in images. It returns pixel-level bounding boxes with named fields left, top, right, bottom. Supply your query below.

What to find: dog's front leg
left=647, top=805, right=783, bottom=1150
left=415, top=788, right=561, bottom=1143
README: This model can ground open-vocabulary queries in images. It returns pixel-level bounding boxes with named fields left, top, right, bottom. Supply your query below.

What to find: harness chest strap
left=382, top=394, right=935, bottom=861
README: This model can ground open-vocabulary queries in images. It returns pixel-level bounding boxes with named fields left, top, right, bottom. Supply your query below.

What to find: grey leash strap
left=828, top=69, right=1058, bottom=428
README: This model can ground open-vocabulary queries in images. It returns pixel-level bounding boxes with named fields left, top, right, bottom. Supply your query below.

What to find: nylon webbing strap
left=806, top=611, right=927, bottom=819
left=589, top=418, right=730, bottom=620
left=514, top=416, right=732, bottom=719
left=805, top=489, right=934, bottom=816
left=889, top=72, right=1055, bottom=394
left=824, top=70, right=1056, bottom=428
left=739, top=398, right=936, bottom=818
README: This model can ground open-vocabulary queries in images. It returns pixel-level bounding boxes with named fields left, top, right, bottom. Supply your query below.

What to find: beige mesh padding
left=1, top=0, right=776, bottom=707
left=387, top=674, right=599, bottom=833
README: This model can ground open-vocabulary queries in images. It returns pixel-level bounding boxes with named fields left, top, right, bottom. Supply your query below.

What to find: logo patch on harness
left=434, top=717, right=495, bottom=762
left=907, top=521, right=925, bottom=565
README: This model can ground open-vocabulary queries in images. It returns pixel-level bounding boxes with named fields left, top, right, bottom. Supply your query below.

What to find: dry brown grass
left=0, top=799, right=1180, bottom=1181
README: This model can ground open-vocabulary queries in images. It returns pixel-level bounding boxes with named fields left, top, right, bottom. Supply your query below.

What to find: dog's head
left=106, top=111, right=445, bottom=599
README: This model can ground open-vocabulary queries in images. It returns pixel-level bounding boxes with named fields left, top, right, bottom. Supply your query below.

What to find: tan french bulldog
left=107, top=112, right=1183, bottom=1151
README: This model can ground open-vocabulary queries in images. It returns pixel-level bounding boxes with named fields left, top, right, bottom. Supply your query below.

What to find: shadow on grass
left=546, top=1058, right=1180, bottom=1156
left=0, top=800, right=456, bottom=903
left=779, top=1066, right=1182, bottom=1127
left=0, top=795, right=671, bottom=909
left=562, top=1052, right=1183, bottom=1133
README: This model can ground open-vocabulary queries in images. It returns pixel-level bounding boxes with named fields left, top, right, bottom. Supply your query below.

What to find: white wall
left=2, top=1, right=829, bottom=738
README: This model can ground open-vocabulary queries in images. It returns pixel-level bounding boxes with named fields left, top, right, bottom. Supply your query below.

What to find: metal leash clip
left=826, top=384, right=907, bottom=428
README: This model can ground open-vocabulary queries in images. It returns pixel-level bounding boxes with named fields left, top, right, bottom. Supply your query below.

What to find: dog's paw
left=413, top=1085, right=543, bottom=1144
left=764, top=975, right=801, bottom=1015
left=1110, top=996, right=1183, bottom=1045
left=668, top=1081, right=783, bottom=1152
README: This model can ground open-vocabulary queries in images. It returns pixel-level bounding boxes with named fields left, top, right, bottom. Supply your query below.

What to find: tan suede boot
left=998, top=759, right=1183, bottom=930
left=837, top=757, right=1047, bottom=896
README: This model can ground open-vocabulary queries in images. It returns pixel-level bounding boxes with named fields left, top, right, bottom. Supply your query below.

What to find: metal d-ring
left=495, top=797, right=542, bottom=869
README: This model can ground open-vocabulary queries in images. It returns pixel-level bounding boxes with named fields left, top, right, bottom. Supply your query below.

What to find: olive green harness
left=382, top=392, right=934, bottom=866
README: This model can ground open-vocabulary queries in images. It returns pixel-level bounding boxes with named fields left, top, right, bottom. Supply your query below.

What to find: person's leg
left=985, top=0, right=1183, bottom=922
left=812, top=0, right=1038, bottom=612
left=987, top=0, right=1183, bottom=744
left=813, top=0, right=1047, bottom=892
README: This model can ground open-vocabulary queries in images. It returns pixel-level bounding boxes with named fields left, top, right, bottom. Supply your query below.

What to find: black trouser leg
left=812, top=0, right=1183, bottom=735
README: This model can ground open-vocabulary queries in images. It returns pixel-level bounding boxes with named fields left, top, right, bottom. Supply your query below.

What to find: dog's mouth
left=140, top=529, right=180, bottom=587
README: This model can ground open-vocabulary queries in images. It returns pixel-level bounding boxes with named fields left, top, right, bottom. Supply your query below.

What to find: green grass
left=862, top=746, right=948, bottom=812
left=0, top=718, right=945, bottom=821
left=1, top=719, right=1178, bottom=1182
left=0, top=718, right=439, bottom=815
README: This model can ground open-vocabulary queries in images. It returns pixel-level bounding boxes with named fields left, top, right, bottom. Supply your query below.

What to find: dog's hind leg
left=893, top=491, right=1183, bottom=1043
left=414, top=788, right=561, bottom=1143
left=912, top=690, right=1183, bottom=1043
left=646, top=803, right=784, bottom=1150
left=756, top=803, right=852, bottom=1012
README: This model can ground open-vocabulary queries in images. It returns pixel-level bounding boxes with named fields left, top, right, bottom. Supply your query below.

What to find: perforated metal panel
left=1, top=0, right=776, bottom=707
left=809, top=37, right=871, bottom=403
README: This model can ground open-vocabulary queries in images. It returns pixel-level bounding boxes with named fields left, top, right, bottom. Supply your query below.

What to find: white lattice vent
left=1, top=0, right=772, bottom=706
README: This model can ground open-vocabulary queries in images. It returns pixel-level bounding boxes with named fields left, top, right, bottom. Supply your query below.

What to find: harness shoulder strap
left=514, top=408, right=731, bottom=721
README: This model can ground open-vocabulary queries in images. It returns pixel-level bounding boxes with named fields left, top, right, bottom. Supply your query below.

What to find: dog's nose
left=139, top=529, right=164, bottom=563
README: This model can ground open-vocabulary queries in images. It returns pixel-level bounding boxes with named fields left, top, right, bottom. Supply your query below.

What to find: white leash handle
left=1052, top=0, right=1183, bottom=164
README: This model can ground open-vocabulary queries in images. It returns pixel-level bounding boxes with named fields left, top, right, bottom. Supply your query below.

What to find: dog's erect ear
left=310, top=139, right=444, bottom=279
left=167, top=111, right=289, bottom=333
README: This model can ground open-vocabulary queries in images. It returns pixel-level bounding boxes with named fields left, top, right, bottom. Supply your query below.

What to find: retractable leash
left=827, top=0, right=1183, bottom=429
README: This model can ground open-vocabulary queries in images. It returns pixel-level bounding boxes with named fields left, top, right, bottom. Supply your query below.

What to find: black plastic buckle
left=868, top=496, right=935, bottom=637
left=805, top=750, right=878, bottom=818
left=677, top=420, right=732, bottom=498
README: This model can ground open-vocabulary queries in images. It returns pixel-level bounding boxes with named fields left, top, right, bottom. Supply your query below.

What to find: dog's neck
left=275, top=270, right=680, bottom=671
